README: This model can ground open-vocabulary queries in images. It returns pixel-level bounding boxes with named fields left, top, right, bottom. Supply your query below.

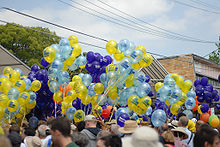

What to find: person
left=194, top=124, right=220, bottom=147
left=171, top=127, right=188, bottom=147
left=178, top=116, right=194, bottom=147
left=0, top=135, right=12, bottom=147
left=50, top=117, right=78, bottom=147
left=38, top=124, right=50, bottom=147
left=122, top=126, right=163, bottom=147
left=9, top=124, right=20, bottom=134
left=162, top=131, right=175, bottom=147
left=110, top=124, right=121, bottom=136
left=81, top=115, right=101, bottom=147
left=97, top=134, right=122, bottom=147
left=21, top=127, right=36, bottom=147
left=72, top=132, right=89, bottom=147
left=25, top=136, right=42, bottom=147
left=195, top=120, right=205, bottom=132
left=97, top=130, right=111, bottom=140
left=7, top=130, right=22, bottom=147
left=118, top=120, right=138, bottom=137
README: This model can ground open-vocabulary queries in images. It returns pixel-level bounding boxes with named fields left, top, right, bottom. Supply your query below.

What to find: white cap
left=84, top=115, right=97, bottom=122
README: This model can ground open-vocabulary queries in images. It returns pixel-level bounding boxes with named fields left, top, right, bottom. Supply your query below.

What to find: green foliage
left=0, top=23, right=60, bottom=67
left=209, top=37, right=220, bottom=64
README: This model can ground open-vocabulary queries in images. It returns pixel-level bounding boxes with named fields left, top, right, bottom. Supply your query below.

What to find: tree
left=209, top=37, right=220, bottom=64
left=0, top=23, right=60, bottom=67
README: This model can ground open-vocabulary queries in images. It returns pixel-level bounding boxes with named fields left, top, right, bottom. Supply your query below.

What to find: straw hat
left=171, top=127, right=188, bottom=139
left=105, top=119, right=116, bottom=125
left=118, top=120, right=138, bottom=134
left=25, top=136, right=42, bottom=147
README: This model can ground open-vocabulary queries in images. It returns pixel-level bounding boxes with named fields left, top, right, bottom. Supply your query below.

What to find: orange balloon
left=192, top=104, right=198, bottom=111
left=200, top=113, right=210, bottom=123
left=107, top=105, right=113, bottom=112
left=59, top=85, right=72, bottom=96
left=210, top=118, right=220, bottom=128
left=195, top=96, right=200, bottom=105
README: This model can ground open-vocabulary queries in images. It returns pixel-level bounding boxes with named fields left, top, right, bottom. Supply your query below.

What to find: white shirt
left=182, top=128, right=194, bottom=147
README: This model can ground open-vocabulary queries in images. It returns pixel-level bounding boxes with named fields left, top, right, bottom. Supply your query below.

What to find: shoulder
left=66, top=142, right=79, bottom=147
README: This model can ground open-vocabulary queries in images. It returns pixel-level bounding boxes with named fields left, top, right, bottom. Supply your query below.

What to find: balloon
left=0, top=106, right=4, bottom=118
left=217, top=103, right=220, bottom=110
left=3, top=66, right=13, bottom=77
left=182, top=80, right=192, bottom=93
left=198, top=105, right=202, bottom=114
left=133, top=72, right=146, bottom=86
left=102, top=109, right=110, bottom=119
left=81, top=95, right=91, bottom=105
left=8, top=88, right=19, bottom=100
left=18, top=92, right=30, bottom=105
left=125, top=74, right=134, bottom=88
left=139, top=96, right=151, bottom=110
left=51, top=59, right=63, bottom=70
left=68, top=35, right=78, bottom=45
left=116, top=108, right=130, bottom=119
left=71, top=44, right=82, bottom=57
left=114, top=50, right=125, bottom=61
left=159, top=86, right=172, bottom=98
left=185, top=97, right=196, bottom=110
left=82, top=74, right=92, bottom=87
left=194, top=80, right=200, bottom=87
left=75, top=56, right=87, bottom=66
left=41, top=57, right=49, bottom=67
left=200, top=113, right=210, bottom=123
left=118, top=39, right=130, bottom=52
left=49, top=80, right=60, bottom=93
left=59, top=38, right=70, bottom=46
left=66, top=107, right=77, bottom=120
left=26, top=99, right=36, bottom=109
left=94, top=83, right=104, bottom=94
left=22, top=78, right=31, bottom=90
left=43, top=46, right=56, bottom=63
left=200, top=103, right=209, bottom=113
left=61, top=45, right=72, bottom=59
left=127, top=95, right=139, bottom=110
left=117, top=113, right=130, bottom=127
left=0, top=94, right=9, bottom=108
left=187, top=90, right=196, bottom=98
left=29, top=116, right=39, bottom=129
left=31, top=80, right=41, bottom=92
left=201, top=77, right=208, bottom=86
left=14, top=68, right=23, bottom=77
left=74, top=110, right=85, bottom=123
left=209, top=117, right=219, bottom=128
left=9, top=70, right=20, bottom=83
left=176, top=76, right=184, bottom=89
left=130, top=49, right=143, bottom=63
left=164, top=77, right=175, bottom=88
left=75, top=85, right=87, bottom=99
left=140, top=54, right=153, bottom=67
left=145, top=106, right=152, bottom=116
left=155, top=82, right=164, bottom=91
left=7, top=99, right=18, bottom=112
left=183, top=110, right=193, bottom=120
left=170, top=103, right=181, bottom=115
left=65, top=90, right=77, bottom=103
left=192, top=104, right=198, bottom=111
left=14, top=80, right=26, bottom=92
left=151, top=109, right=166, bottom=127
left=106, top=40, right=117, bottom=55
left=69, top=63, right=78, bottom=71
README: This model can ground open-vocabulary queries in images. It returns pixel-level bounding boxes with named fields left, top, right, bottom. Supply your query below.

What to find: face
left=97, top=140, right=106, bottom=147
left=205, top=136, right=220, bottom=147
left=50, top=129, right=60, bottom=146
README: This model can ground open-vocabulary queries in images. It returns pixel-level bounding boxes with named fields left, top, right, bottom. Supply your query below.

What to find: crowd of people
left=0, top=112, right=219, bottom=147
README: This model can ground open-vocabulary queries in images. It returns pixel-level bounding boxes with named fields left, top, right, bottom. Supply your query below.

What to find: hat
left=122, top=127, right=163, bottom=147
left=171, top=127, right=188, bottom=139
left=118, top=120, right=138, bottom=134
left=25, top=136, right=42, bottom=147
left=84, top=115, right=97, bottom=122
left=168, top=120, right=178, bottom=129
left=105, top=119, right=116, bottom=125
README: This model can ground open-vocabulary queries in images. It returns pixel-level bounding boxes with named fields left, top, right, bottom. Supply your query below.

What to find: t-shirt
left=66, top=141, right=79, bottom=147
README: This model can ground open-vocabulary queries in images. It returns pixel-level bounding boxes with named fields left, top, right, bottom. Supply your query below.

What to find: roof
left=0, top=45, right=31, bottom=75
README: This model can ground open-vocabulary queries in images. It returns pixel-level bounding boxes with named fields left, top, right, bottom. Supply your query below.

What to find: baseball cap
left=84, top=115, right=97, bottom=121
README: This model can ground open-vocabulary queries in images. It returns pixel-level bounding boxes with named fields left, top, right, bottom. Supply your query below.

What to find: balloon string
left=21, top=108, right=26, bottom=127
left=9, top=112, right=11, bottom=124
left=55, top=102, right=57, bottom=118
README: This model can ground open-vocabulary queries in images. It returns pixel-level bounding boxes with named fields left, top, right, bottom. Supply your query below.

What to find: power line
left=190, top=0, right=220, bottom=11
left=96, top=0, right=216, bottom=43
left=171, top=0, right=220, bottom=14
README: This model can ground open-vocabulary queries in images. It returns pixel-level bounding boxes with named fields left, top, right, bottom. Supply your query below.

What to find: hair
left=51, top=117, right=71, bottom=137
left=77, top=121, right=85, bottom=132
left=24, top=127, right=36, bottom=136
left=179, top=116, right=189, bottom=127
left=38, top=125, right=49, bottom=137
left=100, top=134, right=122, bottom=147
left=173, top=131, right=186, bottom=138
left=9, top=124, right=20, bottom=134
left=162, top=131, right=174, bottom=145
left=97, top=130, right=111, bottom=140
left=193, top=124, right=218, bottom=147
left=72, top=132, right=89, bottom=147
left=177, top=113, right=186, bottom=121
left=0, top=136, right=12, bottom=147
left=38, top=120, right=47, bottom=128
left=110, top=124, right=120, bottom=136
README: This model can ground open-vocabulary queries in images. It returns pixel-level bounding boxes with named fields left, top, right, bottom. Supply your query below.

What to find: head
left=72, top=132, right=89, bottom=147
left=0, top=135, right=12, bottom=147
left=110, top=124, right=120, bottom=136
left=38, top=125, right=50, bottom=138
left=171, top=127, right=188, bottom=140
left=77, top=121, right=85, bottom=132
left=97, top=130, right=111, bottom=140
left=118, top=120, right=138, bottom=135
left=162, top=131, right=175, bottom=145
left=84, top=115, right=97, bottom=129
left=194, top=124, right=220, bottom=147
left=22, top=127, right=36, bottom=140
left=177, top=113, right=186, bottom=121
left=196, top=120, right=205, bottom=131
left=9, top=124, right=20, bottom=134
left=178, top=116, right=189, bottom=127
left=26, top=136, right=42, bottom=147
left=8, top=132, right=22, bottom=147
left=97, top=134, right=122, bottom=147
left=50, top=117, right=71, bottom=145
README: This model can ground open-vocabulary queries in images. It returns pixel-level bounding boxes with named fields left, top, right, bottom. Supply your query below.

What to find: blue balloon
left=57, top=71, right=70, bottom=85
left=78, top=73, right=85, bottom=79
left=82, top=74, right=92, bottom=87
left=200, top=103, right=209, bottom=113
left=214, top=95, right=220, bottom=102
left=51, top=44, right=59, bottom=53
left=217, top=103, right=220, bottom=110
left=41, top=57, right=49, bottom=67
left=96, top=95, right=107, bottom=105
left=218, top=74, right=220, bottom=83
left=69, top=63, right=78, bottom=71
left=130, top=49, right=143, bottom=63
left=151, top=109, right=166, bottom=127
left=145, top=75, right=150, bottom=83
left=100, top=73, right=107, bottom=84
left=182, top=110, right=193, bottom=120
left=8, top=88, right=19, bottom=100
left=88, top=83, right=95, bottom=96
left=14, top=68, right=23, bottom=77
left=49, top=81, right=60, bottom=93
left=170, top=88, right=182, bottom=100
left=76, top=56, right=87, bottom=66
left=72, top=98, right=81, bottom=110
left=159, top=86, right=172, bottom=98
left=61, top=46, right=72, bottom=59
left=117, top=113, right=130, bottom=127
left=185, top=97, right=196, bottom=110
left=145, top=106, right=152, bottom=116
left=116, top=108, right=130, bottom=119
left=59, top=38, right=70, bottom=46
left=118, top=39, right=130, bottom=52
left=187, top=90, right=196, bottom=98
left=29, top=116, right=39, bottom=129
left=48, top=67, right=59, bottom=79
left=107, top=98, right=114, bottom=106
left=164, top=77, right=175, bottom=88
left=86, top=51, right=95, bottom=63
left=118, top=58, right=132, bottom=73
left=133, top=72, right=146, bottom=86
left=66, top=107, right=76, bottom=120
left=197, top=96, right=205, bottom=103
left=29, top=92, right=37, bottom=101
left=131, top=113, right=139, bottom=120
left=51, top=59, right=63, bottom=70
left=201, top=77, right=208, bottom=86
left=139, top=83, right=151, bottom=95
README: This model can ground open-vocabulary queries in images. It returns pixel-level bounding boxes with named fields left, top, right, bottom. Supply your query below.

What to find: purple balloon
left=200, top=103, right=209, bottom=113
left=214, top=95, right=220, bottom=102
left=86, top=51, right=95, bottom=63
left=92, top=61, right=101, bottom=73
left=203, top=91, right=212, bottom=98
left=212, top=90, right=219, bottom=98
left=31, top=64, right=40, bottom=72
left=100, top=66, right=106, bottom=73
left=217, top=103, right=220, bottom=110
left=206, top=97, right=212, bottom=103
left=218, top=74, right=220, bottom=83
left=41, top=57, right=49, bottom=67
left=117, top=113, right=130, bottom=127
left=142, top=116, right=148, bottom=121
left=72, top=98, right=81, bottom=110
left=197, top=96, right=205, bottom=103
left=85, top=63, right=94, bottom=73
left=205, top=84, right=213, bottom=92
left=148, top=91, right=154, bottom=97
left=94, top=53, right=102, bottom=62
left=145, top=75, right=150, bottom=83
left=103, top=55, right=113, bottom=66
left=194, top=80, right=200, bottom=87
left=201, top=77, right=208, bottom=86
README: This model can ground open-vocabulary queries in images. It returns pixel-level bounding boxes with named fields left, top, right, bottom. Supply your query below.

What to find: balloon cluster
left=0, top=67, right=40, bottom=123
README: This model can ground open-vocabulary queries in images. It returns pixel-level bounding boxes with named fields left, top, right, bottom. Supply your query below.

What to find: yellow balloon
left=0, top=107, right=4, bottom=118
left=170, top=103, right=181, bottom=115
left=114, top=50, right=125, bottom=61
left=0, top=94, right=9, bottom=108
left=177, top=93, right=187, bottom=105
left=141, top=54, right=153, bottom=67
left=68, top=82, right=75, bottom=89
left=132, top=62, right=141, bottom=69
left=93, top=105, right=103, bottom=117
left=31, top=80, right=41, bottom=92
left=43, top=46, right=56, bottom=63
left=139, top=96, right=152, bottom=110
left=108, top=92, right=118, bottom=100
left=3, top=66, right=13, bottom=77
left=26, top=100, right=36, bottom=109
left=74, top=110, right=85, bottom=123
left=7, top=99, right=19, bottom=112
left=135, top=107, right=146, bottom=115
left=9, top=71, right=20, bottom=83
left=106, top=64, right=116, bottom=73
left=1, top=81, right=12, bottom=94
left=18, top=92, right=30, bottom=105
left=155, top=82, right=164, bottom=91
left=171, top=73, right=179, bottom=81
left=125, top=74, right=134, bottom=88
left=79, top=64, right=86, bottom=69
left=62, top=64, right=69, bottom=71
left=176, top=76, right=184, bottom=89
left=94, top=83, right=104, bottom=94
left=106, top=40, right=117, bottom=55
left=81, top=95, right=91, bottom=105
left=127, top=95, right=139, bottom=110
left=75, top=85, right=87, bottom=99
left=14, top=80, right=26, bottom=92
left=136, top=45, right=146, bottom=55
left=53, top=91, right=63, bottom=104
left=0, top=77, right=8, bottom=91
left=182, top=80, right=192, bottom=93
left=65, top=54, right=76, bottom=65
left=65, top=90, right=77, bottom=103
left=72, top=75, right=82, bottom=82
left=15, top=107, right=25, bottom=118
left=91, top=94, right=98, bottom=106
left=165, top=99, right=170, bottom=106
left=68, top=35, right=78, bottom=46
left=71, top=44, right=82, bottom=57
left=198, top=105, right=202, bottom=114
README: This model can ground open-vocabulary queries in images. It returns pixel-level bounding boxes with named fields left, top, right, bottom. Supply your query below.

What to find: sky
left=1, top=0, right=220, bottom=58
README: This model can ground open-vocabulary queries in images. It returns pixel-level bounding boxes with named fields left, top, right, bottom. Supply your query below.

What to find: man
left=37, top=125, right=51, bottom=147
left=195, top=120, right=205, bottom=132
left=50, top=117, right=78, bottom=147
left=178, top=116, right=194, bottom=147
left=97, top=134, right=122, bottom=147
left=81, top=115, right=101, bottom=147
left=194, top=124, right=220, bottom=147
